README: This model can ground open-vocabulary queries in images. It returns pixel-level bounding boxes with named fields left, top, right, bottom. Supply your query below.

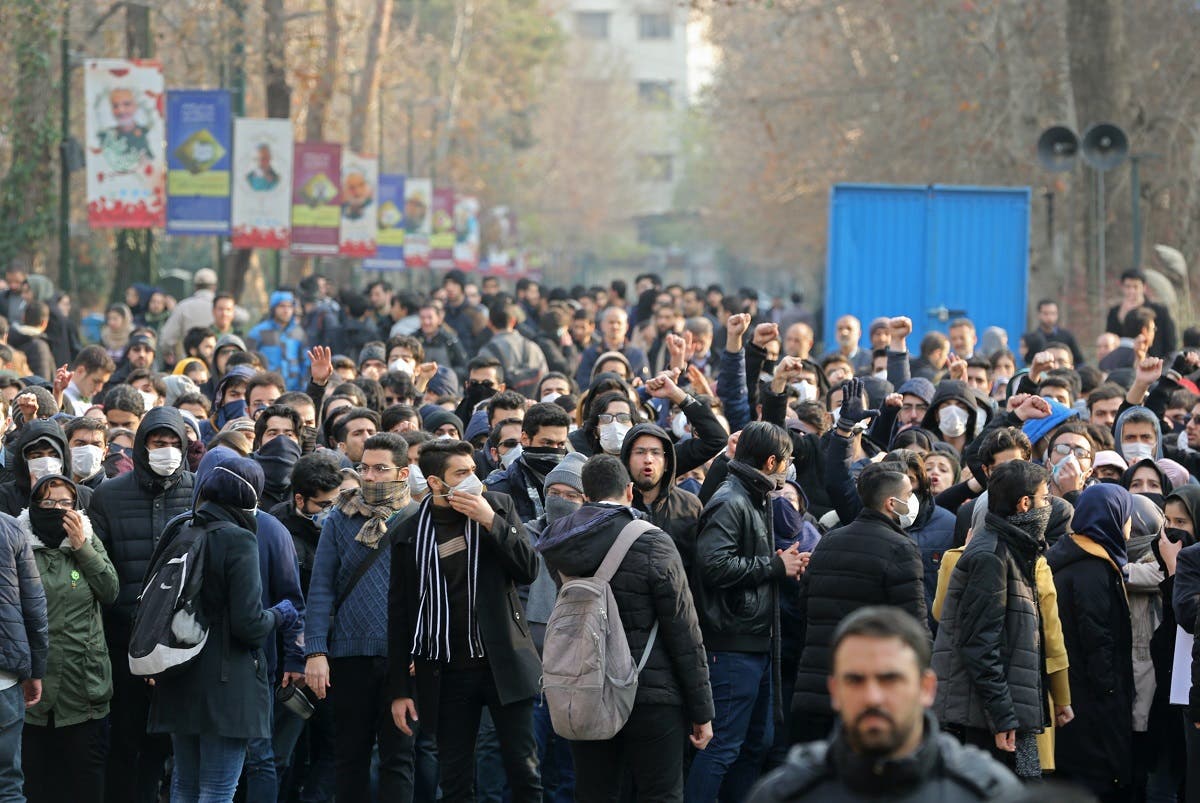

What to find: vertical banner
left=290, top=143, right=342, bottom=256
left=364, top=174, right=406, bottom=270
left=430, top=188, right=456, bottom=268
left=453, top=196, right=480, bottom=270
left=403, top=179, right=432, bottom=268
left=230, top=119, right=293, bottom=249
left=84, top=59, right=166, bottom=228
left=165, top=90, right=232, bottom=235
left=338, top=152, right=379, bottom=257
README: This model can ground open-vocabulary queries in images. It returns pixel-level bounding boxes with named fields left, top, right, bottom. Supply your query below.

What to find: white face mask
left=892, top=492, right=919, bottom=529
left=139, top=390, right=158, bottom=412
left=599, top=421, right=631, bottom=454
left=541, top=392, right=561, bottom=404
left=443, top=472, right=485, bottom=498
left=436, top=433, right=454, bottom=441
left=71, top=445, right=104, bottom=480
left=759, top=372, right=774, bottom=385
left=409, top=463, right=428, bottom=495
left=1122, top=442, right=1154, bottom=463
left=792, top=380, right=817, bottom=402
left=307, top=506, right=333, bottom=528
left=938, top=405, right=969, bottom=438
left=389, top=358, right=416, bottom=376
left=831, top=405, right=843, bottom=422
left=671, top=411, right=691, bottom=441
left=500, top=444, right=523, bottom=468
left=148, top=446, right=183, bottom=477
left=28, top=456, right=63, bottom=482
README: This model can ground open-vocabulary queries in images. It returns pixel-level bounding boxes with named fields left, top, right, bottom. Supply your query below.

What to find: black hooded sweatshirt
left=0, top=420, right=92, bottom=516
left=621, top=422, right=704, bottom=572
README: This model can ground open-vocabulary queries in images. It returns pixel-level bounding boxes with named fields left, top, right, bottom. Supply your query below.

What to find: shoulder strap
left=332, top=506, right=416, bottom=615
left=594, top=518, right=657, bottom=584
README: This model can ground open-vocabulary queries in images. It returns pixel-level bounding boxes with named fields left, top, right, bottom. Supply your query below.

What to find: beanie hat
left=358, top=343, right=386, bottom=369
left=164, top=374, right=200, bottom=407
left=544, top=451, right=586, bottom=493
left=422, top=408, right=464, bottom=438
left=426, top=365, right=460, bottom=398
left=1021, top=397, right=1079, bottom=447
left=465, top=409, right=491, bottom=442
left=897, top=377, right=935, bottom=405
left=269, top=290, right=295, bottom=311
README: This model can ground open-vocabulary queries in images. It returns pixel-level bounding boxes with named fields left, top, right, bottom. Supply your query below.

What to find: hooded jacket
left=1114, top=405, right=1164, bottom=463
left=89, top=406, right=196, bottom=639
left=538, top=503, right=714, bottom=725
left=0, top=420, right=94, bottom=517
left=920, top=381, right=982, bottom=447
left=1045, top=484, right=1135, bottom=791
left=246, top=302, right=308, bottom=391
left=254, top=436, right=301, bottom=510
left=620, top=422, right=704, bottom=571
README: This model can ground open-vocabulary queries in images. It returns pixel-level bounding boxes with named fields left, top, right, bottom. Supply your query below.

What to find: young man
left=246, top=291, right=309, bottom=391
left=333, top=408, right=381, bottom=465
left=388, top=439, right=542, bottom=801
left=304, top=432, right=417, bottom=801
left=62, top=346, right=115, bottom=416
left=539, top=454, right=714, bottom=799
left=748, top=608, right=1019, bottom=802
left=484, top=403, right=572, bottom=522
left=65, top=416, right=108, bottom=491
left=246, top=372, right=286, bottom=419
left=1106, top=268, right=1177, bottom=358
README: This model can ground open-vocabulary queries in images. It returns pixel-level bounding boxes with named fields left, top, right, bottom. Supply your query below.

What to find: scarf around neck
left=337, top=480, right=410, bottom=548
left=411, top=496, right=484, bottom=663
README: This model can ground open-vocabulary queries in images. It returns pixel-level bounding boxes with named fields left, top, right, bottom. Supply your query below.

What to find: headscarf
left=1072, top=483, right=1134, bottom=570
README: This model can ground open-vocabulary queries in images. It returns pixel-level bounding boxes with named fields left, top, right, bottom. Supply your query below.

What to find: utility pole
left=59, top=0, right=72, bottom=293
left=114, top=1, right=155, bottom=296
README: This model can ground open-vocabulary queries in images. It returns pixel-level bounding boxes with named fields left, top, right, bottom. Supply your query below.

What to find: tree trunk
left=264, top=0, right=291, bottom=119
left=305, top=0, right=341, bottom=142
left=350, top=0, right=393, bottom=153
left=113, top=2, right=156, bottom=298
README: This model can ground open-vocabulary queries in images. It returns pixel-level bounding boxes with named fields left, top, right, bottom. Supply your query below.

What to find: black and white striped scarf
left=411, top=496, right=484, bottom=661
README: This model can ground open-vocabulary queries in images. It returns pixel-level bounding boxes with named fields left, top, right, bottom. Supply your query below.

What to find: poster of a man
left=247, top=144, right=281, bottom=191
left=98, top=87, right=154, bottom=172
left=404, top=190, right=428, bottom=234
left=341, top=169, right=374, bottom=220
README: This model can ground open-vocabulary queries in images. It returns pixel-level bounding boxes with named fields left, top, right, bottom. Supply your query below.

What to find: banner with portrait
left=363, top=174, right=406, bottom=270
left=165, top=90, right=232, bottom=235
left=290, top=142, right=342, bottom=256
left=338, top=152, right=379, bottom=257
left=230, top=118, right=293, bottom=249
left=430, top=187, right=456, bottom=268
left=403, top=178, right=432, bottom=268
left=84, top=59, right=166, bottom=228
left=453, top=196, right=480, bottom=270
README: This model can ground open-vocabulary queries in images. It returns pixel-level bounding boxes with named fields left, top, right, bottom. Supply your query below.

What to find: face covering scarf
left=336, top=479, right=411, bottom=548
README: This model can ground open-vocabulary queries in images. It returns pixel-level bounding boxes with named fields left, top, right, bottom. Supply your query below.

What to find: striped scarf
left=411, top=496, right=484, bottom=662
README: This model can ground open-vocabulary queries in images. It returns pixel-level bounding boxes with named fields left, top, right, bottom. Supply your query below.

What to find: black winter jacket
left=621, top=422, right=703, bottom=572
left=759, top=388, right=833, bottom=519
left=0, top=511, right=47, bottom=680
left=0, top=420, right=94, bottom=517
left=1046, top=533, right=1134, bottom=790
left=747, top=712, right=1020, bottom=803
left=89, top=407, right=196, bottom=642
left=268, top=499, right=320, bottom=595
left=793, top=509, right=927, bottom=716
left=539, top=503, right=714, bottom=725
left=932, top=514, right=1045, bottom=734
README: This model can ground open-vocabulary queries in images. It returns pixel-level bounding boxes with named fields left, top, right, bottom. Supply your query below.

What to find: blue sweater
left=255, top=510, right=306, bottom=676
left=304, top=508, right=393, bottom=659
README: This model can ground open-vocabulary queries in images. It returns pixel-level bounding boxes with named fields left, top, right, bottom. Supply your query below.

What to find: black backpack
left=128, top=515, right=232, bottom=678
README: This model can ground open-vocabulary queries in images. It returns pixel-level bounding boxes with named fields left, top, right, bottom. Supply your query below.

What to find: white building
left=563, top=0, right=689, bottom=237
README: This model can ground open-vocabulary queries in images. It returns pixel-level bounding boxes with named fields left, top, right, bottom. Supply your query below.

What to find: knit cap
left=544, top=451, right=586, bottom=493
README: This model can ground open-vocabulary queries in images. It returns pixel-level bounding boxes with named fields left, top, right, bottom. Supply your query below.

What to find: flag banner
left=403, top=178, right=432, bottom=268
left=363, top=174, right=406, bottom=270
left=230, top=118, right=293, bottom=249
left=430, top=187, right=456, bottom=268
left=290, top=142, right=342, bottom=256
left=165, top=90, right=232, bottom=235
left=453, top=196, right=480, bottom=270
left=338, top=152, right=379, bottom=257
left=85, top=59, right=166, bottom=228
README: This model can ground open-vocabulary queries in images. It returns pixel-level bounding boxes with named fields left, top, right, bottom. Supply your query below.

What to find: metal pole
left=1097, top=170, right=1106, bottom=304
left=1131, top=155, right=1142, bottom=268
left=59, top=0, right=72, bottom=293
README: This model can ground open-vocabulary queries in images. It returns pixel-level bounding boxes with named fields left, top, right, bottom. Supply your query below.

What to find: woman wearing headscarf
left=100, top=303, right=133, bottom=364
left=1046, top=483, right=1135, bottom=802
left=19, top=474, right=117, bottom=803
left=146, top=454, right=299, bottom=802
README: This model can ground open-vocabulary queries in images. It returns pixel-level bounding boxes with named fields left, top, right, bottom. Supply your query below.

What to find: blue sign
left=166, top=90, right=232, bottom=235
left=364, top=174, right=406, bottom=270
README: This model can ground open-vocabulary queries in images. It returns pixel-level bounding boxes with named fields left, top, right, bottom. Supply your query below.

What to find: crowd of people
left=0, top=261, right=1199, bottom=803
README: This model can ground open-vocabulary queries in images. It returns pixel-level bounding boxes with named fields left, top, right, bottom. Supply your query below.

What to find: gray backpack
left=542, top=518, right=658, bottom=741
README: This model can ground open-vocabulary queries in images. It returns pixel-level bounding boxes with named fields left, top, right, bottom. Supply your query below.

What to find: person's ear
left=624, top=483, right=634, bottom=505
left=293, top=492, right=305, bottom=511
left=919, top=669, right=937, bottom=708
left=520, top=432, right=532, bottom=448
left=1015, top=494, right=1032, bottom=514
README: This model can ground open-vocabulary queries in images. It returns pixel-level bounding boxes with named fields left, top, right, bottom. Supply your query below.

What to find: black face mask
left=1139, top=492, right=1167, bottom=511
left=30, top=506, right=69, bottom=549
left=1166, top=527, right=1196, bottom=546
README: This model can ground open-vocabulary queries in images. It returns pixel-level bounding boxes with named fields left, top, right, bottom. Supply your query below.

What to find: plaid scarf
left=336, top=480, right=410, bottom=548
left=411, top=496, right=484, bottom=662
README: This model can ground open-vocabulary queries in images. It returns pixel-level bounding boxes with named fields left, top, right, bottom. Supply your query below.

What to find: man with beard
left=748, top=607, right=1019, bottom=802
left=484, top=403, right=572, bottom=523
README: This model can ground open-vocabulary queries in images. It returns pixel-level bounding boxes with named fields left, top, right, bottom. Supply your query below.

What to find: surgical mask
left=599, top=422, right=631, bottom=454
left=891, top=492, right=919, bottom=529
left=831, top=406, right=843, bottom=423
left=27, top=456, right=63, bottom=482
left=71, top=445, right=104, bottom=480
left=938, top=405, right=969, bottom=438
left=792, top=380, right=817, bottom=402
left=389, top=358, right=416, bottom=376
left=759, top=372, right=774, bottom=386
left=408, top=464, right=428, bottom=495
left=443, top=472, right=485, bottom=498
left=139, top=390, right=158, bottom=412
left=1123, top=442, right=1154, bottom=463
left=308, top=507, right=333, bottom=528
left=872, top=370, right=887, bottom=381
left=544, top=496, right=581, bottom=524
left=148, top=446, right=183, bottom=477
left=500, top=444, right=523, bottom=468
left=541, top=392, right=561, bottom=404
left=671, top=411, right=691, bottom=441
left=1051, top=453, right=1081, bottom=482
left=436, top=433, right=454, bottom=442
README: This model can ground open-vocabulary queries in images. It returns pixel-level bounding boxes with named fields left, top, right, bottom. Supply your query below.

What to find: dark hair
left=175, top=391, right=212, bottom=415
left=351, top=377, right=385, bottom=413
left=583, top=390, right=642, bottom=452
left=331, top=382, right=367, bottom=409
left=1184, top=326, right=1200, bottom=349
left=226, top=351, right=261, bottom=370
left=1087, top=422, right=1115, bottom=451
left=1087, top=382, right=1125, bottom=410
left=978, top=426, right=1032, bottom=466
left=183, top=327, right=214, bottom=360
left=381, top=404, right=420, bottom=432
left=919, top=331, right=948, bottom=359
left=72, top=345, right=116, bottom=375
left=418, top=438, right=474, bottom=481
left=213, top=291, right=236, bottom=308
left=253, top=404, right=302, bottom=448
left=1047, top=420, right=1094, bottom=453
left=386, top=335, right=424, bottom=364
left=103, top=383, right=145, bottom=417
left=488, top=300, right=518, bottom=330
left=488, top=417, right=524, bottom=448
left=582, top=454, right=631, bottom=502
left=1122, top=306, right=1156, bottom=339
left=290, top=453, right=343, bottom=499
left=399, top=429, right=433, bottom=452
left=1037, top=376, right=1074, bottom=401
left=734, top=421, right=793, bottom=469
left=965, top=356, right=991, bottom=374
left=467, top=355, right=505, bottom=384
left=537, top=372, right=577, bottom=399
left=277, top=391, right=315, bottom=413
left=380, top=371, right=417, bottom=403
left=245, top=372, right=286, bottom=401
left=332, top=407, right=380, bottom=443
left=1037, top=299, right=1057, bottom=311
left=1168, top=388, right=1199, bottom=411
left=884, top=448, right=929, bottom=497
left=989, top=348, right=1016, bottom=372
left=64, top=415, right=107, bottom=444
left=832, top=606, right=932, bottom=674
left=522, top=402, right=571, bottom=438
left=22, top=301, right=48, bottom=328
left=1076, top=364, right=1103, bottom=396
left=361, top=432, right=408, bottom=467
left=948, top=317, right=974, bottom=332
left=987, top=460, right=1049, bottom=517
left=486, top=391, right=526, bottom=422
left=856, top=462, right=910, bottom=511
left=343, top=293, right=370, bottom=320
left=1120, top=268, right=1148, bottom=284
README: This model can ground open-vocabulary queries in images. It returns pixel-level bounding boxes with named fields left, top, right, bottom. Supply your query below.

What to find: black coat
left=1046, top=533, right=1134, bottom=790
left=387, top=491, right=541, bottom=735
left=148, top=503, right=277, bottom=739
left=268, top=500, right=320, bottom=596
left=539, top=503, right=714, bottom=725
left=793, top=509, right=927, bottom=716
left=0, top=420, right=94, bottom=517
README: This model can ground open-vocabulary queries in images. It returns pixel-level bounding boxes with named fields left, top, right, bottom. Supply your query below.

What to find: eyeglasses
left=631, top=447, right=665, bottom=459
left=467, top=379, right=496, bottom=389
left=37, top=498, right=74, bottom=510
left=356, top=464, right=401, bottom=477
left=497, top=439, right=520, bottom=450
left=1051, top=443, right=1092, bottom=460
left=546, top=489, right=584, bottom=503
left=598, top=413, right=633, bottom=425
left=109, top=445, right=133, bottom=457
left=306, top=498, right=337, bottom=510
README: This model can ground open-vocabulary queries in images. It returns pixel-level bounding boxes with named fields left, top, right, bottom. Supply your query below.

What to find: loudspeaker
left=1081, top=123, right=1129, bottom=171
left=1037, top=126, right=1079, bottom=172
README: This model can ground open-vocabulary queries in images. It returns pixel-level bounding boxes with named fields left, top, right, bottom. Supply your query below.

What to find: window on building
left=637, top=154, right=674, bottom=182
left=575, top=11, right=611, bottom=40
left=637, top=81, right=673, bottom=110
left=638, top=12, right=672, bottom=40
